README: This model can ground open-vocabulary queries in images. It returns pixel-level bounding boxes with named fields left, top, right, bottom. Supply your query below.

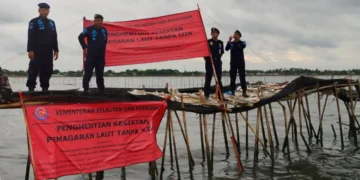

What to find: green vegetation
left=1, top=68, right=359, bottom=77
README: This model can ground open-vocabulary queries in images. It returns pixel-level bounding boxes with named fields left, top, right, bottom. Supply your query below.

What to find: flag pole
left=82, top=16, right=86, bottom=76
left=196, top=4, right=223, bottom=101
left=197, top=3, right=244, bottom=173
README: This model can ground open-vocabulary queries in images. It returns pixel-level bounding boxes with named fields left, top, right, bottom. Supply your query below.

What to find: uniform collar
left=38, top=15, right=48, bottom=19
left=93, top=25, right=102, bottom=29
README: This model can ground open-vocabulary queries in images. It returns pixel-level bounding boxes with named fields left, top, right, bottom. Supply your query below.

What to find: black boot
left=28, top=87, right=34, bottom=92
left=243, top=90, right=249, bottom=98
left=42, top=88, right=48, bottom=92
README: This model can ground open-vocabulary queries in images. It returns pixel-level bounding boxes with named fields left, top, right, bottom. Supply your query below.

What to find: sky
left=0, top=0, right=359, bottom=72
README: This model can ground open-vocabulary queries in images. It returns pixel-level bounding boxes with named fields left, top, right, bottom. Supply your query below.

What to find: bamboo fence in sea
left=0, top=76, right=359, bottom=180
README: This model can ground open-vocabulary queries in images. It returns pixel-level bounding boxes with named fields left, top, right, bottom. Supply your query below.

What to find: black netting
left=0, top=76, right=358, bottom=114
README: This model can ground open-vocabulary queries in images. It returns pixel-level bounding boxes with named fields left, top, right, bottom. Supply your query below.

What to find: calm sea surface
left=0, top=75, right=359, bottom=180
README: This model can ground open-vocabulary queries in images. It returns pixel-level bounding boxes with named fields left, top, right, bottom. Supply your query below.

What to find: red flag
left=83, top=10, right=210, bottom=67
left=24, top=101, right=167, bottom=179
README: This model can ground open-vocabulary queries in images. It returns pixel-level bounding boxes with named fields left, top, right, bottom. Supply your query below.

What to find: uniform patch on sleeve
left=29, top=22, right=34, bottom=29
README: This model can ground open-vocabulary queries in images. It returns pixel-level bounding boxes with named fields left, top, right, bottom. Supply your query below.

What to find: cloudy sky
left=0, top=0, right=359, bottom=72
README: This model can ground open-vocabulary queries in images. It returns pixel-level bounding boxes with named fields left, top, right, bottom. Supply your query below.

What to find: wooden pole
left=169, top=111, right=181, bottom=179
left=199, top=114, right=206, bottom=162
left=348, top=79, right=358, bottom=147
left=239, top=112, right=273, bottom=161
left=210, top=113, right=216, bottom=173
left=160, top=109, right=171, bottom=179
left=269, top=103, right=279, bottom=148
left=333, top=83, right=344, bottom=149
left=263, top=106, right=274, bottom=162
left=202, top=114, right=212, bottom=179
left=245, top=111, right=249, bottom=157
left=298, top=92, right=311, bottom=152
left=180, top=96, right=195, bottom=166
left=221, top=113, right=230, bottom=158
left=235, top=107, right=241, bottom=154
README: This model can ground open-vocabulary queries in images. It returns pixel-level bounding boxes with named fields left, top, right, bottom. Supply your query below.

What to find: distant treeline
left=1, top=68, right=360, bottom=77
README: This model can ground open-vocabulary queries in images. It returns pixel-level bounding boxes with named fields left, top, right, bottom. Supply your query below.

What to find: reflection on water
left=0, top=76, right=359, bottom=180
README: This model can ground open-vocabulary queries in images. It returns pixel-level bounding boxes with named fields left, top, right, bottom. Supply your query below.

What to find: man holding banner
left=78, top=14, right=108, bottom=92
left=203, top=27, right=224, bottom=100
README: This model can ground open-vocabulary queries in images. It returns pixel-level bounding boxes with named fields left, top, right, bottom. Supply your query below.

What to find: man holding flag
left=203, top=27, right=225, bottom=100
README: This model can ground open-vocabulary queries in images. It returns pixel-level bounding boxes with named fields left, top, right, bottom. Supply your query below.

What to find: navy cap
left=211, top=27, right=219, bottom=34
left=94, top=14, right=104, bottom=19
left=38, top=3, right=50, bottom=9
left=234, top=30, right=242, bottom=36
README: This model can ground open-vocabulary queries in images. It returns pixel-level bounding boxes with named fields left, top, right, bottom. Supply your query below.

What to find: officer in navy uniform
left=203, top=27, right=224, bottom=99
left=78, top=14, right=108, bottom=92
left=225, top=30, right=249, bottom=97
left=26, top=3, right=59, bottom=92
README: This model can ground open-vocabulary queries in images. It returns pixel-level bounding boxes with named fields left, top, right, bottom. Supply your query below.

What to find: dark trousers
left=96, top=171, right=104, bottom=180
left=26, top=48, right=53, bottom=90
left=204, top=60, right=223, bottom=98
left=230, top=61, right=247, bottom=95
left=82, top=55, right=105, bottom=90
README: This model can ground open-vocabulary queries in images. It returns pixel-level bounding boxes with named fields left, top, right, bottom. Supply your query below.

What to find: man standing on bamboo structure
left=225, top=30, right=249, bottom=97
left=203, top=27, right=224, bottom=100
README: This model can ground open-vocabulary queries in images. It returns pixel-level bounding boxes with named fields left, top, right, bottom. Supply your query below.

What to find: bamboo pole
left=210, top=113, right=216, bottom=173
left=202, top=114, right=212, bottom=179
left=286, top=100, right=298, bottom=148
left=222, top=111, right=244, bottom=172
left=269, top=103, right=279, bottom=148
left=263, top=106, right=274, bottom=162
left=331, top=124, right=337, bottom=138
left=316, top=83, right=321, bottom=145
left=159, top=109, right=171, bottom=180
left=259, top=108, right=268, bottom=148
left=173, top=111, right=194, bottom=178
left=239, top=112, right=273, bottom=161
left=169, top=110, right=181, bottom=179
left=317, top=91, right=330, bottom=147
left=333, top=83, right=344, bottom=149
left=199, top=114, right=206, bottom=162
left=253, top=108, right=260, bottom=165
left=180, top=96, right=195, bottom=166
left=235, top=106, right=241, bottom=154
left=298, top=92, right=311, bottom=152
left=305, top=93, right=316, bottom=139
left=245, top=111, right=249, bottom=157
left=278, top=102, right=290, bottom=158
left=300, top=98, right=311, bottom=139
left=221, top=113, right=230, bottom=158
left=168, top=116, right=174, bottom=169
left=302, top=94, right=318, bottom=139
left=348, top=79, right=358, bottom=147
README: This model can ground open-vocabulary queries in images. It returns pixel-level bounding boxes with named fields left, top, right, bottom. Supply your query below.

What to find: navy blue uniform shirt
left=225, top=40, right=246, bottom=63
left=205, top=38, right=224, bottom=61
left=78, top=26, right=108, bottom=56
left=27, top=16, right=58, bottom=52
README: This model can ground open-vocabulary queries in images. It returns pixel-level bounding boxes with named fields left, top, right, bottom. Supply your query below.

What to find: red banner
left=83, top=10, right=210, bottom=67
left=24, top=101, right=167, bottom=179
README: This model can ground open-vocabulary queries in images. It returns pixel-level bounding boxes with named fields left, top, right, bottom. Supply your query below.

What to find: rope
left=0, top=19, right=83, bottom=66
left=199, top=9, right=279, bottom=69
